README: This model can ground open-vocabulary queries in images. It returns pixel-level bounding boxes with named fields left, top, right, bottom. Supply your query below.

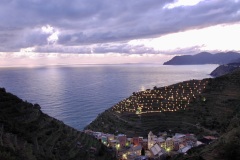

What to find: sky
left=0, top=0, right=240, bottom=66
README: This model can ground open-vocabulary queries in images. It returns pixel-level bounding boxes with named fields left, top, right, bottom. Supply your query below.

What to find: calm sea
left=0, top=64, right=217, bottom=130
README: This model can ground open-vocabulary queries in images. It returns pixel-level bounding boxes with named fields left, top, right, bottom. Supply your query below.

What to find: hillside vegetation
left=86, top=70, right=240, bottom=159
left=0, top=88, right=115, bottom=160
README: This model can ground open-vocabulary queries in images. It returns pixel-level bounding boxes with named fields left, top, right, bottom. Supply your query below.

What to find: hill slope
left=210, top=58, right=240, bottom=77
left=86, top=70, right=240, bottom=136
left=86, top=70, right=240, bottom=155
left=0, top=88, right=115, bottom=160
left=163, top=52, right=240, bottom=65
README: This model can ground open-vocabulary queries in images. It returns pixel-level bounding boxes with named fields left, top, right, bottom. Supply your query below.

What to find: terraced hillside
left=0, top=88, right=115, bottom=160
left=112, top=79, right=208, bottom=114
left=86, top=70, right=240, bottom=138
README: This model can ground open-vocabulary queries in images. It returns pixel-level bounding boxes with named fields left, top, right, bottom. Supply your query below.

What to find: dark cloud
left=0, top=0, right=239, bottom=52
left=93, top=43, right=158, bottom=54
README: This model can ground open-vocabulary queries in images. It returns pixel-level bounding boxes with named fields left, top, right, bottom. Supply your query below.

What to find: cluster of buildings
left=147, top=131, right=198, bottom=157
left=84, top=130, right=210, bottom=160
left=111, top=79, right=208, bottom=114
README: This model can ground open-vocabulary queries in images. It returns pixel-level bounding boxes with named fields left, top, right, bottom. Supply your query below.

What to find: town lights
left=116, top=144, right=120, bottom=150
left=122, top=154, right=127, bottom=159
left=112, top=80, right=208, bottom=114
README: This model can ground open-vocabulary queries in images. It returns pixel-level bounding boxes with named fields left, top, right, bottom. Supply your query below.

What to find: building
left=148, top=131, right=157, bottom=149
left=150, top=143, right=164, bottom=158
left=157, top=137, right=165, bottom=148
left=107, top=134, right=115, bottom=143
left=118, top=134, right=127, bottom=148
left=101, top=135, right=107, bottom=145
left=93, top=132, right=102, bottom=139
left=173, top=133, right=186, bottom=143
left=139, top=137, right=143, bottom=144
left=126, top=138, right=132, bottom=146
left=173, top=139, right=180, bottom=151
left=165, top=138, right=174, bottom=151
left=141, top=139, right=148, bottom=150
left=128, top=145, right=142, bottom=156
left=178, top=145, right=191, bottom=153
left=109, top=139, right=119, bottom=148
left=133, top=137, right=140, bottom=146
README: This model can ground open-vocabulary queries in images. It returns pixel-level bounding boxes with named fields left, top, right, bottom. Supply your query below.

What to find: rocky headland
left=210, top=58, right=240, bottom=77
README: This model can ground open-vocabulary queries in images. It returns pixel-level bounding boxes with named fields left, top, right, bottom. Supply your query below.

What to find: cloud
left=0, top=52, right=173, bottom=67
left=34, top=42, right=159, bottom=55
left=0, top=0, right=239, bottom=54
left=130, top=23, right=240, bottom=54
left=164, top=0, right=205, bottom=9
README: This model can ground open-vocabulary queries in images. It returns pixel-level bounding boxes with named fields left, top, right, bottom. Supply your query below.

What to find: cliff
left=163, top=52, right=240, bottom=65
left=0, top=88, right=115, bottom=160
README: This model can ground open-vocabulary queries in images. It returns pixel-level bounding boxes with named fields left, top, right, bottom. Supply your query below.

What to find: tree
left=141, top=148, right=145, bottom=155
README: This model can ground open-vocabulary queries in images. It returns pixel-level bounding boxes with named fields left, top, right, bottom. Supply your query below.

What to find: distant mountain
left=0, top=88, right=115, bottom=160
left=210, top=58, right=240, bottom=77
left=229, top=57, right=240, bottom=64
left=163, top=51, right=240, bottom=65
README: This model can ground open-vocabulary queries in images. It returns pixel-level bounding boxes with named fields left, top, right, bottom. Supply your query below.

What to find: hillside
left=210, top=58, right=240, bottom=77
left=163, top=52, right=240, bottom=65
left=86, top=70, right=240, bottom=159
left=0, top=88, right=115, bottom=160
left=172, top=125, right=240, bottom=160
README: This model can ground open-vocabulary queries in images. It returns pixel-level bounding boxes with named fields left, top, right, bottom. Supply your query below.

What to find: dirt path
left=112, top=112, right=217, bottom=135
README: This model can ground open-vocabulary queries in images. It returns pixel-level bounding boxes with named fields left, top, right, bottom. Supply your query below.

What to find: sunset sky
left=1, top=0, right=240, bottom=66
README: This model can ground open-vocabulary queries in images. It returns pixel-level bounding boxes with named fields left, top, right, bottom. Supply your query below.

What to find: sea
left=0, top=64, right=217, bottom=130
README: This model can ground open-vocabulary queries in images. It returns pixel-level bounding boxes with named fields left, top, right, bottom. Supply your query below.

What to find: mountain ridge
left=163, top=52, right=240, bottom=65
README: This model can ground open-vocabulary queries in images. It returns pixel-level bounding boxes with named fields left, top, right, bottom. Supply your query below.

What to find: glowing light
left=123, top=154, right=127, bottom=159
left=116, top=144, right=120, bottom=150
left=113, top=79, right=207, bottom=114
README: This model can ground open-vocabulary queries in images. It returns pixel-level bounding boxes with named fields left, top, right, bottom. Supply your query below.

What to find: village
left=84, top=78, right=217, bottom=159
left=84, top=129, right=217, bottom=160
